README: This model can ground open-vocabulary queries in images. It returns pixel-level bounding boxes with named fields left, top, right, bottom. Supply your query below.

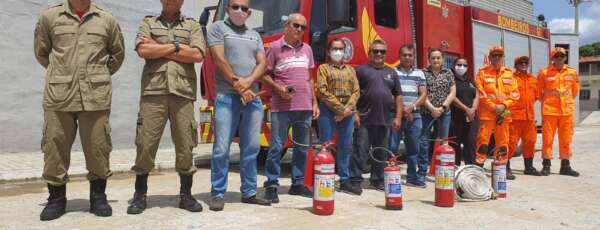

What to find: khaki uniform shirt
left=34, top=1, right=125, bottom=111
left=135, top=14, right=205, bottom=100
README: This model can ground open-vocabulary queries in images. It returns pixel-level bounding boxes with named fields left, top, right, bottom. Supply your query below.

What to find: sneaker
left=209, top=196, right=225, bottom=211
left=264, top=187, right=279, bottom=203
left=241, top=195, right=271, bottom=206
left=405, top=180, right=426, bottom=188
left=288, top=185, right=312, bottom=198
left=368, top=182, right=384, bottom=191
left=339, top=182, right=362, bottom=195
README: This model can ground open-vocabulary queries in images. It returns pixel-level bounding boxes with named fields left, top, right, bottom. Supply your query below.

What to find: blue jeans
left=419, top=111, right=451, bottom=182
left=210, top=93, right=263, bottom=198
left=317, top=103, right=354, bottom=183
left=264, top=110, right=312, bottom=188
left=388, top=114, right=422, bottom=183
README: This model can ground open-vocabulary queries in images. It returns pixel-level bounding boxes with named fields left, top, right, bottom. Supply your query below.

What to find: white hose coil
left=454, top=165, right=494, bottom=201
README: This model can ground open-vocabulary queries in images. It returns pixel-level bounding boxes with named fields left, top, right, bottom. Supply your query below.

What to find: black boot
left=127, top=174, right=148, bottom=215
left=40, top=184, right=66, bottom=221
left=559, top=160, right=580, bottom=177
left=179, top=175, right=203, bottom=212
left=523, top=158, right=542, bottom=176
left=264, top=187, right=279, bottom=203
left=506, top=160, right=516, bottom=180
left=541, top=159, right=551, bottom=176
left=90, top=179, right=112, bottom=217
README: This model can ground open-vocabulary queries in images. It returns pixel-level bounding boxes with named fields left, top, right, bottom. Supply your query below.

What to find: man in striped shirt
left=389, top=44, right=428, bottom=188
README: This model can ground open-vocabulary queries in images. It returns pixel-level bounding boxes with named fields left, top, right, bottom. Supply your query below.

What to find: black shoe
left=127, top=174, right=148, bottom=215
left=288, top=185, right=312, bottom=198
left=209, top=196, right=225, bottom=211
left=264, top=187, right=279, bottom=203
left=40, top=184, right=66, bottom=221
left=339, top=181, right=362, bottom=195
left=127, top=192, right=147, bottom=215
left=369, top=182, right=385, bottom=191
left=506, top=160, right=516, bottom=180
left=89, top=179, right=112, bottom=217
left=541, top=159, right=551, bottom=176
left=241, top=195, right=271, bottom=206
left=559, top=160, right=580, bottom=177
left=178, top=175, right=202, bottom=212
left=405, top=180, right=426, bottom=188
left=523, top=158, right=542, bottom=176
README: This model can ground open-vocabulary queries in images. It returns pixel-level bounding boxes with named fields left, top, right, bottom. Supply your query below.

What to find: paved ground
left=1, top=124, right=600, bottom=229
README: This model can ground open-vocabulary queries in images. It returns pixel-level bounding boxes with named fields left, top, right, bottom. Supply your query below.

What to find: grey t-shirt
left=206, top=19, right=264, bottom=94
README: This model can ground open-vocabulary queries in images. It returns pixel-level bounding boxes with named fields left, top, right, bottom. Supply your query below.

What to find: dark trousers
left=350, top=123, right=390, bottom=184
left=449, top=114, right=478, bottom=166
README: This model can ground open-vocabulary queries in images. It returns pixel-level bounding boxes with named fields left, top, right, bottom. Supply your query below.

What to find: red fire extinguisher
left=492, top=157, right=507, bottom=198
left=313, top=141, right=336, bottom=215
left=384, top=158, right=403, bottom=210
left=434, top=142, right=455, bottom=207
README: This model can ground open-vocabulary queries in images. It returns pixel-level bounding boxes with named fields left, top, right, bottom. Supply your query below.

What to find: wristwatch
left=173, top=41, right=181, bottom=54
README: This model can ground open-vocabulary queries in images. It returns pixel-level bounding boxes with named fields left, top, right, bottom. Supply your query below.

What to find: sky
left=532, top=0, right=600, bottom=45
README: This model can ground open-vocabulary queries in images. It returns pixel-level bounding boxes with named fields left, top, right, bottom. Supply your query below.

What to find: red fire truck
left=197, top=0, right=551, bottom=159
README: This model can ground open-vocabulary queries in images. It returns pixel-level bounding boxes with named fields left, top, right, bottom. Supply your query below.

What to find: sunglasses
left=331, top=47, right=345, bottom=51
left=554, top=54, right=566, bottom=58
left=290, top=22, right=307, bottom=31
left=518, top=61, right=529, bottom=65
left=456, top=64, right=468, bottom=67
left=370, top=49, right=387, bottom=55
left=490, top=54, right=503, bottom=58
left=230, top=4, right=249, bottom=12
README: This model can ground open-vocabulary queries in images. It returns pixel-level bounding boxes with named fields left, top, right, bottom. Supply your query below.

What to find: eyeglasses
left=230, top=4, right=249, bottom=12
left=290, top=22, right=307, bottom=31
left=554, top=54, right=566, bottom=58
left=490, top=54, right=503, bottom=59
left=370, top=49, right=387, bottom=55
left=456, top=64, right=468, bottom=67
left=518, top=61, right=529, bottom=65
left=331, top=47, right=345, bottom=51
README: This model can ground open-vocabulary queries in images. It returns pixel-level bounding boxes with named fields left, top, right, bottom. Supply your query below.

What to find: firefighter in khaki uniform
left=126, top=0, right=205, bottom=215
left=474, top=47, right=519, bottom=167
left=507, top=56, right=542, bottom=179
left=34, top=0, right=124, bottom=221
left=537, top=47, right=580, bottom=177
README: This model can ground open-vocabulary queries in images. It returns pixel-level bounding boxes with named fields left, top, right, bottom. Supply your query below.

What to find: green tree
left=580, top=42, right=600, bottom=57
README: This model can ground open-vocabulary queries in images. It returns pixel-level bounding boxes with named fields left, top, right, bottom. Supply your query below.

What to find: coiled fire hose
left=454, top=165, right=495, bottom=201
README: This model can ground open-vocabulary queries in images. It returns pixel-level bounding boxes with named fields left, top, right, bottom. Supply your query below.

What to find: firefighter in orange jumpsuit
left=508, top=56, right=541, bottom=178
left=537, top=47, right=580, bottom=177
left=474, top=47, right=520, bottom=167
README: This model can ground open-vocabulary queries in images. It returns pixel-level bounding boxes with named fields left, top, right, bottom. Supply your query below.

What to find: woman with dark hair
left=419, top=48, right=456, bottom=184
left=316, top=38, right=361, bottom=195
left=449, top=57, right=479, bottom=165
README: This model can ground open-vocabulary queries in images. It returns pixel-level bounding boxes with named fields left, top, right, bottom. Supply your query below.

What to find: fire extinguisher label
left=314, top=175, right=335, bottom=201
left=384, top=173, right=402, bottom=198
left=493, top=164, right=507, bottom=194
left=435, top=166, right=454, bottom=190
left=315, top=164, right=335, bottom=173
left=437, top=154, right=454, bottom=163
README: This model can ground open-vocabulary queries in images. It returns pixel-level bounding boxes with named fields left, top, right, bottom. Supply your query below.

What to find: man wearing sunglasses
left=351, top=40, right=403, bottom=191
left=507, top=56, right=541, bottom=179
left=206, top=0, right=272, bottom=211
left=537, top=47, right=580, bottom=177
left=474, top=47, right=519, bottom=167
left=261, top=13, right=320, bottom=202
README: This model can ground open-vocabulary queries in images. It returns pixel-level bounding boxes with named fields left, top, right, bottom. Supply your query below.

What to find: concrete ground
left=1, top=123, right=600, bottom=229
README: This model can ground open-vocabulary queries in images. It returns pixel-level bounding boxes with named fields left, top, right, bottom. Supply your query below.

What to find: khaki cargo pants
left=42, top=110, right=113, bottom=186
left=132, top=95, right=198, bottom=175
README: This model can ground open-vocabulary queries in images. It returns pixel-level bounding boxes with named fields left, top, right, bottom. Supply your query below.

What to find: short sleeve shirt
left=356, top=64, right=402, bottom=126
left=206, top=20, right=264, bottom=95
left=266, top=37, right=315, bottom=112
left=423, top=67, right=455, bottom=113
left=395, top=67, right=426, bottom=114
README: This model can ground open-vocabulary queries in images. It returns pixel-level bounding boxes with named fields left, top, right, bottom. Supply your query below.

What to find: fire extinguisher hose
left=454, top=165, right=493, bottom=201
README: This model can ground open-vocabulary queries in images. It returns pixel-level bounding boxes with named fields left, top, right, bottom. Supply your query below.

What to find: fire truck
left=196, top=0, right=551, bottom=160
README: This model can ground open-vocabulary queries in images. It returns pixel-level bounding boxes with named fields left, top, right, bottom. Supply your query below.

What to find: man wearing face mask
left=507, top=56, right=541, bottom=178
left=127, top=0, right=205, bottom=214
left=449, top=57, right=479, bottom=166
left=316, top=38, right=360, bottom=195
left=537, top=48, right=580, bottom=177
left=261, top=13, right=320, bottom=202
left=206, top=0, right=272, bottom=211
left=474, top=47, right=519, bottom=167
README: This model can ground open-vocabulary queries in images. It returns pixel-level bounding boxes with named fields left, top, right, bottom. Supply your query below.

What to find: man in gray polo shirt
left=206, top=0, right=271, bottom=211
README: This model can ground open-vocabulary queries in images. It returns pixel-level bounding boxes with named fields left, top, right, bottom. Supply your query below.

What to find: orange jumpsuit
left=508, top=71, right=538, bottom=159
left=475, top=66, right=520, bottom=164
left=537, top=64, right=579, bottom=160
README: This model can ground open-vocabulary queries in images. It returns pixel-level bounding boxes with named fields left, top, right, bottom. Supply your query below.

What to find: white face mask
left=228, top=10, right=248, bottom=26
left=455, top=66, right=467, bottom=76
left=330, top=50, right=344, bottom=62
